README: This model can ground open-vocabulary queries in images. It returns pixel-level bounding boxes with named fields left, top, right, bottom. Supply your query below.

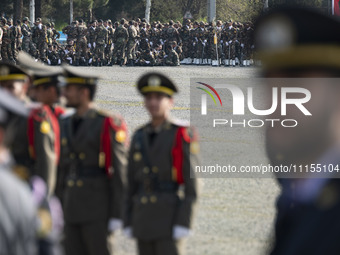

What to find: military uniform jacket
left=128, top=25, right=138, bottom=42
left=76, top=25, right=88, bottom=42
left=95, top=25, right=108, bottom=45
left=124, top=119, right=199, bottom=241
left=58, top=108, right=127, bottom=224
left=271, top=177, right=340, bottom=255
left=28, top=105, right=64, bottom=196
left=113, top=25, right=129, bottom=43
left=21, top=24, right=31, bottom=39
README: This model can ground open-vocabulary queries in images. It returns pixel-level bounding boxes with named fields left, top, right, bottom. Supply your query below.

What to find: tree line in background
left=0, top=0, right=329, bottom=30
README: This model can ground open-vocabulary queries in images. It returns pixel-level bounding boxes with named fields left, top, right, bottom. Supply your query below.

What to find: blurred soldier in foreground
left=255, top=6, right=340, bottom=255
left=124, top=73, right=199, bottom=255
left=18, top=52, right=65, bottom=197
left=58, top=65, right=127, bottom=255
left=0, top=88, right=37, bottom=255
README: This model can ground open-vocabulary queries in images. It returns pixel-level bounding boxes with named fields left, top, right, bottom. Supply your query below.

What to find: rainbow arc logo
left=196, top=82, right=223, bottom=115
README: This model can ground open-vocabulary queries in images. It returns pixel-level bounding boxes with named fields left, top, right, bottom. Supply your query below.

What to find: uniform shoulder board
left=60, top=108, right=75, bottom=119
left=171, top=118, right=190, bottom=128
left=186, top=126, right=199, bottom=142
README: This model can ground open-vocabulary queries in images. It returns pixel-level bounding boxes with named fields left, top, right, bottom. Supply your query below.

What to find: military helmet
left=23, top=17, right=30, bottom=22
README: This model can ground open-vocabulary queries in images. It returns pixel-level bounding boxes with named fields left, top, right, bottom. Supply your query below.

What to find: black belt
left=141, top=181, right=178, bottom=193
left=70, top=167, right=106, bottom=178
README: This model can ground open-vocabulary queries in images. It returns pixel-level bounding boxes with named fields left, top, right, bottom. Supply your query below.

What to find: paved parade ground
left=92, top=66, right=280, bottom=255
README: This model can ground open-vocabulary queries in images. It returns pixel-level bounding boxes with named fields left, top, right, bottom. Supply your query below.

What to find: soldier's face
left=35, top=85, right=57, bottom=105
left=144, top=92, right=173, bottom=119
left=64, top=84, right=82, bottom=108
left=264, top=71, right=340, bottom=166
left=0, top=80, right=28, bottom=100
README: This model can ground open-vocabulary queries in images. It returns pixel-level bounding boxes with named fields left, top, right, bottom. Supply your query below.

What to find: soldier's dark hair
left=78, top=19, right=83, bottom=23
left=129, top=20, right=133, bottom=25
left=16, top=20, right=21, bottom=25
left=80, top=85, right=96, bottom=101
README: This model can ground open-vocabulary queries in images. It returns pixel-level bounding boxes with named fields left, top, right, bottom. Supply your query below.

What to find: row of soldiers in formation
left=0, top=15, right=255, bottom=67
left=0, top=51, right=198, bottom=255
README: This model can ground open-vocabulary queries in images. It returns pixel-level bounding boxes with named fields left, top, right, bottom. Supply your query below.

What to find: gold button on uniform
left=79, top=153, right=86, bottom=160
left=76, top=180, right=84, bottom=187
left=61, top=138, right=67, bottom=146
left=143, top=167, right=149, bottom=174
left=152, top=166, right=158, bottom=173
left=141, top=196, right=148, bottom=204
left=133, top=152, right=142, bottom=162
left=150, top=195, right=157, bottom=203
left=67, top=180, right=74, bottom=187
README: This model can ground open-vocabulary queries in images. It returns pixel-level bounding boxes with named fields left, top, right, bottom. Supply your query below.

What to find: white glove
left=88, top=43, right=91, bottom=48
left=93, top=42, right=96, bottom=48
left=241, top=43, right=244, bottom=48
left=123, top=227, right=133, bottom=238
left=108, top=218, right=122, bottom=233
left=204, top=39, right=207, bottom=43
left=145, top=60, right=150, bottom=64
left=251, top=45, right=255, bottom=49
left=202, top=42, right=205, bottom=46
left=105, top=44, right=107, bottom=47
left=150, top=41, right=153, bottom=46
left=225, top=42, right=229, bottom=46
left=172, top=225, right=191, bottom=240
left=193, top=42, right=196, bottom=46
left=146, top=38, right=149, bottom=42
left=220, top=40, right=223, bottom=44
left=229, top=40, right=232, bottom=44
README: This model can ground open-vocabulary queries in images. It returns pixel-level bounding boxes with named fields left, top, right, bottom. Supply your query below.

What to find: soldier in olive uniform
left=165, top=44, right=180, bottom=66
left=51, top=22, right=60, bottom=45
left=7, top=18, right=16, bottom=63
left=165, top=20, right=179, bottom=54
left=124, top=73, right=199, bottom=255
left=75, top=19, right=88, bottom=66
left=35, top=18, right=48, bottom=62
left=126, top=20, right=138, bottom=66
left=13, top=19, right=22, bottom=61
left=112, top=19, right=129, bottom=66
left=106, top=20, right=115, bottom=66
left=222, top=20, right=238, bottom=66
left=94, top=19, right=108, bottom=66
left=58, top=65, right=127, bottom=255
left=179, top=20, right=191, bottom=64
left=87, top=20, right=97, bottom=52
left=21, top=17, right=36, bottom=55
left=62, top=21, right=78, bottom=46
left=1, top=18, right=11, bottom=62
